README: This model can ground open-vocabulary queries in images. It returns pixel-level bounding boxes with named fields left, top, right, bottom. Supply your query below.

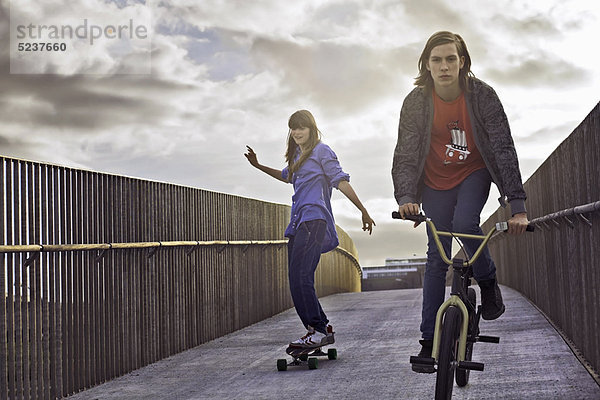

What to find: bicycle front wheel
left=435, top=305, right=461, bottom=400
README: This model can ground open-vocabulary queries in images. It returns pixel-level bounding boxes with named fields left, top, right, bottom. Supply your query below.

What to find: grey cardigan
left=391, top=77, right=527, bottom=216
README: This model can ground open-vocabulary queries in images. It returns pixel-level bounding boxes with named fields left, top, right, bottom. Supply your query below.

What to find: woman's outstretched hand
left=362, top=211, right=376, bottom=235
left=244, top=145, right=260, bottom=168
left=244, top=146, right=286, bottom=182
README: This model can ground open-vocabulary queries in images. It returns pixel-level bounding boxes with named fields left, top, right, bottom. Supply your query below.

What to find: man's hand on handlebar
left=398, top=203, right=422, bottom=227
left=507, top=212, right=530, bottom=235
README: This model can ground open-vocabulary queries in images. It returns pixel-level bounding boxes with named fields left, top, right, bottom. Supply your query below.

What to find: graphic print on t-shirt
left=444, top=120, right=471, bottom=165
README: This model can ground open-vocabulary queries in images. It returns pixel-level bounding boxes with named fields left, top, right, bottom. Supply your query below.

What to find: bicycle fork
left=431, top=296, right=469, bottom=362
left=427, top=259, right=493, bottom=373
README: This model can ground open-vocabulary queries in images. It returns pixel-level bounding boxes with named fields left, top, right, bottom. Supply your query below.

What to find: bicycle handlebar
left=391, top=211, right=534, bottom=232
left=391, top=210, right=534, bottom=266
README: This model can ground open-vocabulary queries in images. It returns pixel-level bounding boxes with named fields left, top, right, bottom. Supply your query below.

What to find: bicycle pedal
left=477, top=335, right=500, bottom=343
left=458, top=360, right=484, bottom=371
left=409, top=356, right=435, bottom=366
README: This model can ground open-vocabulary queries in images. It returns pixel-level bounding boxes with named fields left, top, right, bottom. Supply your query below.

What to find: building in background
left=361, top=257, right=426, bottom=291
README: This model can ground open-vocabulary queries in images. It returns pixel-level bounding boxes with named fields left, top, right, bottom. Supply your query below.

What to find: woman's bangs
left=288, top=113, right=311, bottom=130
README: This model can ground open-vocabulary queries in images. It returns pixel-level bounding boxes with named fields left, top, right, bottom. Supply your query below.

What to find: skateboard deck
left=277, top=345, right=337, bottom=371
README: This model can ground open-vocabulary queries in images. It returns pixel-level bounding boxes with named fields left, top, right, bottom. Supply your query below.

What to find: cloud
left=483, top=53, right=590, bottom=87
left=251, top=37, right=416, bottom=115
left=491, top=12, right=562, bottom=37
left=400, top=0, right=467, bottom=32
left=1, top=78, right=163, bottom=130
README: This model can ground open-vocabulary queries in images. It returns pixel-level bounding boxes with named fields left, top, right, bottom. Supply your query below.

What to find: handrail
left=332, top=245, right=362, bottom=274
left=529, top=200, right=599, bottom=229
left=0, top=239, right=288, bottom=253
left=0, top=239, right=362, bottom=274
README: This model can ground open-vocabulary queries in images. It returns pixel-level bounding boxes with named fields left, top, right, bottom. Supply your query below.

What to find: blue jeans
left=420, top=168, right=496, bottom=340
left=287, top=219, right=329, bottom=334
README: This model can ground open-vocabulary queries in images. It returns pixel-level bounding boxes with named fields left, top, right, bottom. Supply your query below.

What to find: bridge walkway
left=66, top=286, right=600, bottom=399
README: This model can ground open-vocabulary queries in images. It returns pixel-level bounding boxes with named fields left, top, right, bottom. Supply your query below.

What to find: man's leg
left=453, top=168, right=504, bottom=320
left=421, top=185, right=458, bottom=340
left=413, top=185, right=458, bottom=372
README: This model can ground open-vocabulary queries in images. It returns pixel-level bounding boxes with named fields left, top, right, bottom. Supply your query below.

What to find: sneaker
left=412, top=339, right=435, bottom=374
left=479, top=278, right=505, bottom=320
left=290, top=326, right=315, bottom=347
left=290, top=325, right=333, bottom=348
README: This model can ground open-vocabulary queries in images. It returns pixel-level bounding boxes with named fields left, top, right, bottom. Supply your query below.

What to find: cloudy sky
left=1, top=0, right=599, bottom=266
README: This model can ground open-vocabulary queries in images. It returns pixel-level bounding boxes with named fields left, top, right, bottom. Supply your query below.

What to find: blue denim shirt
left=282, top=142, right=350, bottom=253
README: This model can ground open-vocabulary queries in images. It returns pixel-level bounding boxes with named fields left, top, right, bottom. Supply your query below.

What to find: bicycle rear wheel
left=456, top=287, right=476, bottom=387
left=435, top=306, right=461, bottom=400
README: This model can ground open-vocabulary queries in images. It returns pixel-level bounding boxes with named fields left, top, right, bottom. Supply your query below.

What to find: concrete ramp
left=66, top=287, right=600, bottom=399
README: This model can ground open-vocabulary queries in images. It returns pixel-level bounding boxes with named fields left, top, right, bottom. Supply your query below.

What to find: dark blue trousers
left=287, top=219, right=329, bottom=334
left=420, top=168, right=496, bottom=339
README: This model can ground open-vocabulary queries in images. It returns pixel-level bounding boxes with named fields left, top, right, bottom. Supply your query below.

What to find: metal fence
left=0, top=157, right=361, bottom=399
left=483, top=102, right=600, bottom=378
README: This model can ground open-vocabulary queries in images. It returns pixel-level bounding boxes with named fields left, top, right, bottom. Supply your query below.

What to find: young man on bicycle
left=391, top=31, right=530, bottom=373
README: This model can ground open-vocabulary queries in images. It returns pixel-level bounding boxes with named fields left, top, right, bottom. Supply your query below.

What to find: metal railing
left=0, top=156, right=362, bottom=400
left=482, top=101, right=600, bottom=381
left=528, top=201, right=600, bottom=230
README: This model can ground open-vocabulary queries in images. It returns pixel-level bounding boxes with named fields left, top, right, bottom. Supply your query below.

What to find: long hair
left=285, top=110, right=322, bottom=180
left=414, top=31, right=474, bottom=91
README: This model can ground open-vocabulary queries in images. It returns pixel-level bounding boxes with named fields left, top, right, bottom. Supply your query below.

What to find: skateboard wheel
left=308, top=357, right=318, bottom=370
left=277, top=359, right=287, bottom=371
left=299, top=354, right=309, bottom=361
left=327, top=348, right=337, bottom=360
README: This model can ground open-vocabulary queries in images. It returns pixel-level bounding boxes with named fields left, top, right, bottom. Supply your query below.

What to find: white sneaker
left=289, top=326, right=315, bottom=347
left=290, top=331, right=326, bottom=348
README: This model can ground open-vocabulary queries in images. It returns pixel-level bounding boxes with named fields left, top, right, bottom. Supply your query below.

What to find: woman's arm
left=244, top=145, right=287, bottom=182
left=337, top=180, right=375, bottom=234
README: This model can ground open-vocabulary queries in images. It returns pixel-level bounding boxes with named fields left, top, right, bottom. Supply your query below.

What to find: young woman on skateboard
left=245, top=109, right=375, bottom=348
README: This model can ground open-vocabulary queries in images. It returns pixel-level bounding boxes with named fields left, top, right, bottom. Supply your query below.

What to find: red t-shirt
left=424, top=91, right=487, bottom=190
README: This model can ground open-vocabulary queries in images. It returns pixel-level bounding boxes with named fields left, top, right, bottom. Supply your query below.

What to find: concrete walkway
left=66, top=286, right=600, bottom=400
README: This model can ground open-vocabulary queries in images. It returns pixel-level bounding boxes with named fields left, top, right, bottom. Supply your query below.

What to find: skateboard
left=277, top=345, right=338, bottom=371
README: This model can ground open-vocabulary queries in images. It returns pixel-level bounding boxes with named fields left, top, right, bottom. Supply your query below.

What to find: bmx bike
left=392, top=211, right=533, bottom=399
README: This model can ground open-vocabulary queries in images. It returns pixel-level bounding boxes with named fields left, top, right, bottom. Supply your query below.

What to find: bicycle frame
left=425, top=218, right=498, bottom=268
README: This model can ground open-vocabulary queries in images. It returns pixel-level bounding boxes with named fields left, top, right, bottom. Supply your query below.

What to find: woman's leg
left=287, top=219, right=329, bottom=334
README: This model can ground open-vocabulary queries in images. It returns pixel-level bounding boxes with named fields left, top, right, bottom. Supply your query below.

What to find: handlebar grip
left=496, top=221, right=536, bottom=232
left=391, top=211, right=427, bottom=223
